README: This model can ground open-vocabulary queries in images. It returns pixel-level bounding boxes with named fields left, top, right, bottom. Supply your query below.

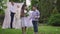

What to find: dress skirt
left=21, top=17, right=33, bottom=28
left=21, top=17, right=28, bottom=27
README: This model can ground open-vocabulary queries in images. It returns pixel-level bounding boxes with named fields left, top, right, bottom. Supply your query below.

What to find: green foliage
left=0, top=9, right=4, bottom=14
left=0, top=0, right=7, bottom=14
left=48, top=14, right=60, bottom=26
left=25, top=12, right=29, bottom=17
left=9, top=0, right=20, bottom=3
left=9, top=0, right=26, bottom=3
left=31, top=0, right=38, bottom=6
left=52, top=7, right=58, bottom=14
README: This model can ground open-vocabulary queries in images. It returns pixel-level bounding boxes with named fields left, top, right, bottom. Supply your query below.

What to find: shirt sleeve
left=36, top=11, right=40, bottom=18
left=9, top=6, right=13, bottom=12
left=29, top=11, right=34, bottom=20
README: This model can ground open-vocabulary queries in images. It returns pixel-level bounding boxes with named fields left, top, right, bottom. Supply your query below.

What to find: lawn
left=0, top=26, right=60, bottom=34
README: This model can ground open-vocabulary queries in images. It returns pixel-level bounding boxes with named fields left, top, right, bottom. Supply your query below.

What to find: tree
left=56, top=0, right=60, bottom=13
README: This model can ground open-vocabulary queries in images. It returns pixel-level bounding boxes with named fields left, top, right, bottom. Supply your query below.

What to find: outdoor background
left=0, top=0, right=60, bottom=34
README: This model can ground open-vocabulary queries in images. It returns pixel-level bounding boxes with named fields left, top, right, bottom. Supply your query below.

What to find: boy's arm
left=37, top=11, right=40, bottom=18
left=35, top=11, right=40, bottom=19
left=29, top=12, right=33, bottom=20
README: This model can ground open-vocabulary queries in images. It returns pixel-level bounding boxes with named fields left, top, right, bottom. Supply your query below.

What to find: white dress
left=27, top=10, right=33, bottom=27
left=2, top=6, right=11, bottom=29
left=2, top=2, right=16, bottom=29
left=13, top=3, right=24, bottom=29
left=21, top=10, right=33, bottom=27
left=2, top=2, right=24, bottom=29
left=14, top=8, right=21, bottom=29
left=21, top=10, right=28, bottom=27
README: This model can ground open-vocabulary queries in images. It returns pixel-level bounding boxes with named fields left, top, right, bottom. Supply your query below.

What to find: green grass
left=0, top=26, right=60, bottom=34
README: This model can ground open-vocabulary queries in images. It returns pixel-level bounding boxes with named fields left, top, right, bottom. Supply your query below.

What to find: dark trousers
left=32, top=21, right=38, bottom=32
left=10, top=12, right=15, bottom=28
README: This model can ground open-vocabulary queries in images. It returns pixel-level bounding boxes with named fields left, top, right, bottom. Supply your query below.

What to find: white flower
left=24, top=10, right=27, bottom=13
left=2, top=1, right=4, bottom=3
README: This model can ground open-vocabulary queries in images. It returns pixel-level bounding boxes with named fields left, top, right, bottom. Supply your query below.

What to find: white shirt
left=10, top=4, right=16, bottom=13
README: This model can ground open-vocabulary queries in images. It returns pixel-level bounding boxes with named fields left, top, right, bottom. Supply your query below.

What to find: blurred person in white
left=27, top=10, right=33, bottom=27
left=14, top=3, right=23, bottom=29
left=2, top=0, right=16, bottom=29
left=20, top=3, right=30, bottom=34
left=9, top=0, right=16, bottom=29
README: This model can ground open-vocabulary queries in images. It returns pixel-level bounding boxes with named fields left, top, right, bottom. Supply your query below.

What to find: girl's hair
left=20, top=4, right=27, bottom=17
left=21, top=4, right=27, bottom=12
left=21, top=4, right=27, bottom=10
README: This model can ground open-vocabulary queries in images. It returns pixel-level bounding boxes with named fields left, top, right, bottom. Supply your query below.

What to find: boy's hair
left=32, top=5, right=38, bottom=9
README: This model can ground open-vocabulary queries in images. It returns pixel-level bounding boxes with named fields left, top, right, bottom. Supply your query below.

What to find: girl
left=20, top=4, right=27, bottom=34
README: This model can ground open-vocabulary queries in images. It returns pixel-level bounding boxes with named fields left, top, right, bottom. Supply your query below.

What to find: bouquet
left=25, top=12, right=29, bottom=17
left=25, top=11, right=29, bottom=17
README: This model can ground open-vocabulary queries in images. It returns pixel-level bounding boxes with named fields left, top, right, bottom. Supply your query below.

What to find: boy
left=31, top=6, right=40, bottom=34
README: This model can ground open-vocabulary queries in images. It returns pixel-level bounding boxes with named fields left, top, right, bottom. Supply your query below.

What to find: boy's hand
left=35, top=16, right=38, bottom=18
left=35, top=16, right=40, bottom=19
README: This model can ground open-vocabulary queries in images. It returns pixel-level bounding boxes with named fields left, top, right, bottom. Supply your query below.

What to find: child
left=20, top=4, right=27, bottom=34
left=31, top=6, right=40, bottom=34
